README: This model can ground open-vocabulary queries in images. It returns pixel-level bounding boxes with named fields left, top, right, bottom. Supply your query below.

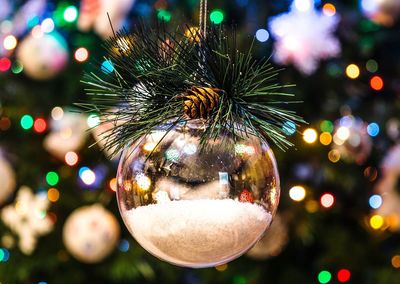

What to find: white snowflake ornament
left=269, top=0, right=341, bottom=75
left=1, top=186, right=53, bottom=255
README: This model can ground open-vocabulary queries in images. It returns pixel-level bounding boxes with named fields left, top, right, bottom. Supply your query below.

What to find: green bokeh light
left=11, top=61, right=23, bottom=74
left=366, top=59, right=378, bottom=73
left=63, top=6, right=78, bottom=23
left=157, top=10, right=172, bottom=22
left=46, top=171, right=59, bottom=186
left=318, top=270, right=332, bottom=284
left=210, top=10, right=224, bottom=24
left=20, top=115, right=34, bottom=130
left=320, top=120, right=334, bottom=133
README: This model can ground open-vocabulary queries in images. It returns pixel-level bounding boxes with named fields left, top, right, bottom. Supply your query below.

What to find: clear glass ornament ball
left=117, top=120, right=280, bottom=268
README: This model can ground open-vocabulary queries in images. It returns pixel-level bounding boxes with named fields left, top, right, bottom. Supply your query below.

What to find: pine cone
left=181, top=86, right=222, bottom=119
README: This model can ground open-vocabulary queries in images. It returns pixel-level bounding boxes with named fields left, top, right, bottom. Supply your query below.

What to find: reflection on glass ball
left=117, top=120, right=280, bottom=268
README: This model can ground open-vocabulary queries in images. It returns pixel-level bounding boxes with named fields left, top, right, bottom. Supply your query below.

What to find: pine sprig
left=78, top=23, right=305, bottom=157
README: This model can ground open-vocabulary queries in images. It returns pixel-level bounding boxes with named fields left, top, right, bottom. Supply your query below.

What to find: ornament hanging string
left=199, top=0, right=208, bottom=38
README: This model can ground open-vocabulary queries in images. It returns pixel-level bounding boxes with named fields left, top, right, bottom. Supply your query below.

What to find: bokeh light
left=33, top=118, right=47, bottom=133
left=65, top=151, right=79, bottom=166
left=51, top=107, right=64, bottom=121
left=336, top=126, right=350, bottom=141
left=346, top=64, right=360, bottom=79
left=41, top=18, right=55, bottom=33
left=295, top=0, right=312, bottom=12
left=366, top=59, right=378, bottom=73
left=47, top=188, right=60, bottom=202
left=370, top=76, right=383, bottom=91
left=320, top=120, right=334, bottom=133
left=210, top=10, right=224, bottom=24
left=119, top=239, right=130, bottom=252
left=320, top=193, right=335, bottom=208
left=318, top=270, right=332, bottom=284
left=369, top=195, right=382, bottom=209
left=20, top=115, right=34, bottom=130
left=79, top=167, right=96, bottom=185
left=392, top=255, right=400, bottom=269
left=74, top=47, right=89, bottom=62
left=64, top=6, right=78, bottom=23
left=3, top=35, right=17, bottom=50
left=255, top=29, right=269, bottom=42
left=282, top=121, right=297, bottom=136
left=87, top=114, right=100, bottom=128
left=337, top=269, right=351, bottom=283
left=320, top=132, right=332, bottom=146
left=136, top=174, right=151, bottom=191
left=0, top=248, right=10, bottom=262
left=289, top=186, right=306, bottom=202
left=370, top=215, right=384, bottom=230
left=0, top=57, right=11, bottom=72
left=303, top=128, right=318, bottom=144
left=11, top=61, right=23, bottom=74
left=322, top=3, right=336, bottom=17
left=367, top=122, right=379, bottom=137
left=46, top=171, right=59, bottom=186
left=109, top=178, right=117, bottom=192
left=215, top=263, right=228, bottom=272
left=157, top=9, right=172, bottom=22
left=101, top=60, right=114, bottom=74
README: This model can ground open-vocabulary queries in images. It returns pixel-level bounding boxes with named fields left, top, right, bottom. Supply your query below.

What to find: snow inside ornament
left=117, top=120, right=280, bottom=268
left=246, top=214, right=289, bottom=260
left=268, top=0, right=341, bottom=75
left=44, top=110, right=88, bottom=160
left=361, top=0, right=400, bottom=27
left=0, top=152, right=16, bottom=206
left=1, top=186, right=53, bottom=255
left=332, top=116, right=372, bottom=164
left=63, top=204, right=120, bottom=263
left=16, top=32, right=68, bottom=80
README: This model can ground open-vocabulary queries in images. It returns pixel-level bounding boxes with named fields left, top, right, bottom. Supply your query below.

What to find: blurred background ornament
left=373, top=145, right=400, bottom=231
left=269, top=0, right=341, bottom=75
left=0, top=151, right=16, bottom=206
left=77, top=0, right=136, bottom=38
left=246, top=214, right=289, bottom=260
left=43, top=109, right=88, bottom=160
left=1, top=186, right=53, bottom=255
left=63, top=204, right=120, bottom=263
left=117, top=120, right=280, bottom=268
left=16, top=32, right=68, bottom=80
left=332, top=115, right=372, bottom=164
left=360, top=0, right=400, bottom=27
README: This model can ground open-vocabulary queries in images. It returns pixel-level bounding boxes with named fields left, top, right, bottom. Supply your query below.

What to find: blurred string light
left=11, top=61, right=23, bottom=74
left=0, top=248, right=10, bottom=262
left=322, top=3, right=336, bottom=17
left=41, top=18, right=55, bottom=33
left=370, top=214, right=384, bottom=230
left=320, top=120, right=334, bottom=133
left=366, top=59, right=378, bottom=73
left=51, top=107, right=64, bottom=120
left=294, top=0, right=313, bottom=12
left=0, top=57, right=11, bottom=72
left=87, top=114, right=100, bottom=128
left=119, top=239, right=130, bottom=252
left=370, top=75, right=383, bottom=91
left=367, top=122, right=379, bottom=137
left=319, top=132, right=332, bottom=146
left=135, top=174, right=151, bottom=191
left=303, top=128, right=318, bottom=144
left=346, top=64, right=360, bottom=79
left=157, top=9, right=172, bottom=22
left=79, top=167, right=96, bottom=185
left=74, top=47, right=89, bottom=62
left=63, top=6, right=78, bottom=23
left=392, top=255, right=400, bottom=269
left=210, top=9, right=224, bottom=24
left=318, top=270, right=332, bottom=284
left=20, top=115, right=34, bottom=130
left=336, top=126, right=350, bottom=141
left=320, top=193, right=335, bottom=208
left=289, top=185, right=306, bottom=202
left=101, top=60, right=114, bottom=74
left=109, top=178, right=117, bottom=192
left=65, top=151, right=78, bottom=166
left=46, top=171, right=59, bottom=186
left=282, top=121, right=296, bottom=136
left=33, top=118, right=47, bottom=133
left=215, top=263, right=228, bottom=272
left=47, top=188, right=60, bottom=202
left=305, top=200, right=319, bottom=213
left=255, top=29, right=269, bottom=42
left=337, top=269, right=351, bottom=283
left=3, top=35, right=17, bottom=50
left=369, top=194, right=382, bottom=209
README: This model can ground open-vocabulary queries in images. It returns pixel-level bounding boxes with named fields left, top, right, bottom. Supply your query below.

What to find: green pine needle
left=77, top=23, right=305, bottom=158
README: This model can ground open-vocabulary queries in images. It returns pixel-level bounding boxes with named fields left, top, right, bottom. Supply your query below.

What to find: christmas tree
left=1, top=0, right=400, bottom=283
